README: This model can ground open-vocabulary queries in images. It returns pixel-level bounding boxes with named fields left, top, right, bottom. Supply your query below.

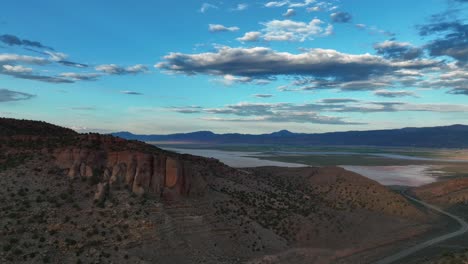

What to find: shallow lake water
left=341, top=165, right=439, bottom=187
left=162, top=147, right=441, bottom=187
left=163, top=148, right=306, bottom=168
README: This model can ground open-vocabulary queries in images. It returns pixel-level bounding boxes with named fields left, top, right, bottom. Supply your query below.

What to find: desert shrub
left=3, top=244, right=12, bottom=252
left=65, top=238, right=77, bottom=246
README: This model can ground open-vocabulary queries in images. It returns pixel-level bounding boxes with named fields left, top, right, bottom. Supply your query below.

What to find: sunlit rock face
left=52, top=135, right=216, bottom=200
left=165, top=157, right=179, bottom=188
left=0, top=120, right=223, bottom=201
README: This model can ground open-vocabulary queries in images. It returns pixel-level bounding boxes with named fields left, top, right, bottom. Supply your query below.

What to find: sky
left=0, top=0, right=467, bottom=134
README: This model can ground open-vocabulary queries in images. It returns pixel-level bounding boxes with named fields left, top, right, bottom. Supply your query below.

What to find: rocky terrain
left=402, top=177, right=468, bottom=264
left=411, top=177, right=468, bottom=207
left=0, top=118, right=441, bottom=263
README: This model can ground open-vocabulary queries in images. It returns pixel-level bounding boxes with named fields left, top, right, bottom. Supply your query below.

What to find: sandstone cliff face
left=52, top=135, right=215, bottom=200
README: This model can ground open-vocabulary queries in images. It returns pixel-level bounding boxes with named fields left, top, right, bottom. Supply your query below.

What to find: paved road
left=374, top=193, right=468, bottom=264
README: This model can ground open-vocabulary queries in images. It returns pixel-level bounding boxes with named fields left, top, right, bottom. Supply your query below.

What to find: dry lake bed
left=161, top=147, right=465, bottom=187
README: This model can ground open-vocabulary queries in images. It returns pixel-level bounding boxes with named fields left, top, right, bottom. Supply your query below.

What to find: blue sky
left=0, top=0, right=467, bottom=134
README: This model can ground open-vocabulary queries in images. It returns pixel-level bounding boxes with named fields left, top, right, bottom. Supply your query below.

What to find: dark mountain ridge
left=112, top=124, right=468, bottom=148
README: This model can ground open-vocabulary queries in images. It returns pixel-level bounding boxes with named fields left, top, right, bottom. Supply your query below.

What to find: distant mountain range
left=111, top=124, right=468, bottom=148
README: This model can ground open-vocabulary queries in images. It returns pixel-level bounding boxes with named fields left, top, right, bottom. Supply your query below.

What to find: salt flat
left=163, top=147, right=442, bottom=187
left=341, top=165, right=439, bottom=187
left=163, top=148, right=307, bottom=168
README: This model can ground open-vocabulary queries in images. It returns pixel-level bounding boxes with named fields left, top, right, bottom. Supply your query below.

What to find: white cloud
left=262, top=18, right=333, bottom=41
left=265, top=1, right=289, bottom=7
left=374, top=89, right=417, bottom=98
left=200, top=3, right=218, bottom=13
left=45, top=51, right=68, bottom=61
left=95, top=64, right=148, bottom=75
left=265, top=0, right=316, bottom=8
left=237, top=31, right=262, bottom=42
left=283, top=9, right=296, bottom=17
left=2, top=64, right=33, bottom=73
left=306, top=2, right=338, bottom=12
left=232, top=3, right=248, bottom=11
left=289, top=0, right=316, bottom=8
left=209, top=24, right=240, bottom=32
left=59, top=72, right=101, bottom=81
left=216, top=74, right=252, bottom=85
left=157, top=46, right=439, bottom=82
left=0, top=53, right=49, bottom=65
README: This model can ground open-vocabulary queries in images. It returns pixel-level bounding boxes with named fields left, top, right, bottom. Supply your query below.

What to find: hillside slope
left=0, top=118, right=437, bottom=264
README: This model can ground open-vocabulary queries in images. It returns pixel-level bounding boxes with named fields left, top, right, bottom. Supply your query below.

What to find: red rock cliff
left=52, top=134, right=220, bottom=200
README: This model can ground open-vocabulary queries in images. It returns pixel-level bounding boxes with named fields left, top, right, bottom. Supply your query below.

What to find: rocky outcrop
left=0, top=119, right=228, bottom=202
left=94, top=182, right=109, bottom=202
left=51, top=135, right=218, bottom=200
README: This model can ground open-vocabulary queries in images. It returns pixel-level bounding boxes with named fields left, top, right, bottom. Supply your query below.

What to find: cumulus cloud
left=170, top=102, right=358, bottom=124
left=265, top=1, right=290, bottom=7
left=330, top=12, right=352, bottom=23
left=0, top=38, right=145, bottom=85
left=168, top=106, right=203, bottom=114
left=419, top=67, right=468, bottom=95
left=209, top=24, right=240, bottom=32
left=200, top=113, right=360, bottom=124
left=22, top=48, right=88, bottom=68
left=45, top=51, right=67, bottom=61
left=373, top=89, right=417, bottom=98
left=95, top=64, right=148, bottom=75
left=265, top=0, right=316, bottom=8
left=318, top=98, right=359, bottom=104
left=0, top=89, right=35, bottom=102
left=0, top=34, right=53, bottom=50
left=157, top=46, right=439, bottom=82
left=57, top=60, right=88, bottom=68
left=283, top=9, right=296, bottom=17
left=2, top=65, right=33, bottom=74
left=215, top=74, right=252, bottom=85
left=374, top=40, right=423, bottom=60
left=280, top=68, right=436, bottom=92
left=0, top=53, right=49, bottom=65
left=237, top=31, right=262, bottom=42
left=203, top=102, right=363, bottom=124
left=0, top=61, right=73, bottom=83
left=236, top=17, right=332, bottom=42
left=306, top=2, right=338, bottom=12
left=0, top=53, right=94, bottom=84
left=7, top=74, right=74, bottom=83
left=289, top=0, right=316, bottom=8
left=261, top=18, right=333, bottom=41
left=45, top=51, right=88, bottom=68
left=168, top=99, right=468, bottom=126
left=59, top=72, right=101, bottom=81
left=419, top=21, right=468, bottom=65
